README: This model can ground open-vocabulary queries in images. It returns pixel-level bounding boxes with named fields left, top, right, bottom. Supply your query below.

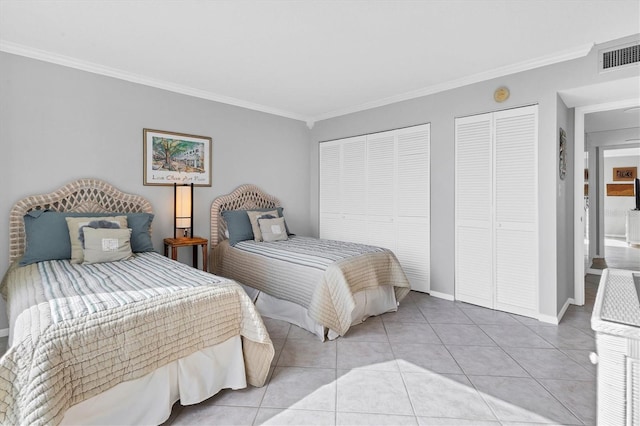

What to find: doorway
left=586, top=145, right=640, bottom=273
left=574, top=99, right=640, bottom=306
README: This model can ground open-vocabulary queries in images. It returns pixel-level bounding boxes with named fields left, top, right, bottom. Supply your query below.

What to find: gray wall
left=309, top=37, right=640, bottom=319
left=0, top=52, right=311, bottom=330
left=556, top=95, right=575, bottom=312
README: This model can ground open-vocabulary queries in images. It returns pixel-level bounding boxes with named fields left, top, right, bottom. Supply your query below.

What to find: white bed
left=0, top=179, right=274, bottom=426
left=210, top=184, right=411, bottom=340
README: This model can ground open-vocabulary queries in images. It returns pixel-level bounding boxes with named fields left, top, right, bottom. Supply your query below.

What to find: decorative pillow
left=222, top=207, right=287, bottom=246
left=21, top=211, right=114, bottom=265
left=258, top=217, right=288, bottom=242
left=125, top=212, right=155, bottom=253
left=66, top=216, right=128, bottom=264
left=247, top=210, right=278, bottom=242
left=221, top=210, right=255, bottom=246
left=82, top=227, right=133, bottom=264
left=20, top=211, right=154, bottom=266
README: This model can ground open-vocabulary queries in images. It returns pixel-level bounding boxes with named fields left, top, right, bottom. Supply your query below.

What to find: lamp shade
left=174, top=183, right=193, bottom=237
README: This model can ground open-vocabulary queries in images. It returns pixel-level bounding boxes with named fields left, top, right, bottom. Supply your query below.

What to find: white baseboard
left=537, top=314, right=559, bottom=325
left=605, top=234, right=625, bottom=238
left=428, top=290, right=454, bottom=301
left=0, top=328, right=8, bottom=338
left=538, top=298, right=574, bottom=325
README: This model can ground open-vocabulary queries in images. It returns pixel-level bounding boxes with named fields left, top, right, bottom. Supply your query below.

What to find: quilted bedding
left=212, top=236, right=411, bottom=336
left=0, top=252, right=274, bottom=426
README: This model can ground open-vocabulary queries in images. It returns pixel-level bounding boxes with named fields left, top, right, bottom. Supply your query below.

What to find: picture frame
left=143, top=129, right=212, bottom=186
left=612, top=166, right=637, bottom=181
left=606, top=183, right=634, bottom=197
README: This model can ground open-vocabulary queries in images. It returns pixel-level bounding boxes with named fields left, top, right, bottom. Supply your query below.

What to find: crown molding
left=0, top=40, right=309, bottom=123
left=2, top=40, right=594, bottom=126
left=310, top=43, right=595, bottom=123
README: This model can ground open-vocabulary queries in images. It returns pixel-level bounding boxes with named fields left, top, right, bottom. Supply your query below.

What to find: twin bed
left=0, top=179, right=273, bottom=425
left=210, top=184, right=411, bottom=340
left=0, top=180, right=411, bottom=425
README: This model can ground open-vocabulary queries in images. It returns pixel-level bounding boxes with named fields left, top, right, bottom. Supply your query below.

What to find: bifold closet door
left=396, top=125, right=430, bottom=293
left=455, top=105, right=538, bottom=317
left=319, top=136, right=367, bottom=243
left=455, top=113, right=494, bottom=308
left=493, top=106, right=538, bottom=317
left=320, top=123, right=431, bottom=293
left=366, top=130, right=396, bottom=251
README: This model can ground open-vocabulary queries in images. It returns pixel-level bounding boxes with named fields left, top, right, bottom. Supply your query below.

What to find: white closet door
left=340, top=137, right=368, bottom=243
left=319, top=141, right=342, bottom=240
left=455, top=113, right=494, bottom=308
left=366, top=130, right=396, bottom=250
left=320, top=137, right=366, bottom=242
left=396, top=124, right=431, bottom=292
left=494, top=106, right=538, bottom=317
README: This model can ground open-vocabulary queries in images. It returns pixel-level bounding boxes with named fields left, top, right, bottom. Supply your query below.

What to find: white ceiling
left=586, top=106, right=640, bottom=133
left=1, top=0, right=639, bottom=124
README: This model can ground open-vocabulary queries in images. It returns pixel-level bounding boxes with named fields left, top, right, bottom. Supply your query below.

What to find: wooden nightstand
left=163, top=237, right=208, bottom=272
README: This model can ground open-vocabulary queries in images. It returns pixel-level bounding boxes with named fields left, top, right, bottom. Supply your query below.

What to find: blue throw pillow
left=125, top=212, right=155, bottom=253
left=222, top=207, right=286, bottom=246
left=20, top=210, right=155, bottom=266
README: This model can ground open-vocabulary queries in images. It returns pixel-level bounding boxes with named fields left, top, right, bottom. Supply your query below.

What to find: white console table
left=627, top=210, right=640, bottom=246
left=591, top=269, right=640, bottom=425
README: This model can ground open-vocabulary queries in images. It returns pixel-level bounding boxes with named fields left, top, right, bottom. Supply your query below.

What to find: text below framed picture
left=606, top=183, right=634, bottom=197
left=612, top=167, right=637, bottom=181
left=143, top=129, right=212, bottom=186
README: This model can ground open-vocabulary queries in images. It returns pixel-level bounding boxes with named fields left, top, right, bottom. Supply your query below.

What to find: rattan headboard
left=210, top=184, right=281, bottom=248
left=9, top=178, right=153, bottom=262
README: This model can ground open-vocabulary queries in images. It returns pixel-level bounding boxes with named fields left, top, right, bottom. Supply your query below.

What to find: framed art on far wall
left=143, top=129, right=212, bottom=186
left=606, top=183, right=634, bottom=197
left=612, top=167, right=637, bottom=181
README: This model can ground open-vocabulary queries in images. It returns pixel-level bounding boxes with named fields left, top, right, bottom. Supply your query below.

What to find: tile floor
left=0, top=276, right=600, bottom=425
left=161, top=275, right=600, bottom=426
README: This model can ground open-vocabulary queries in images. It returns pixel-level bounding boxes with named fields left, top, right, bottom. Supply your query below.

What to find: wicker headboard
left=210, top=184, right=281, bottom=248
left=9, top=178, right=153, bottom=262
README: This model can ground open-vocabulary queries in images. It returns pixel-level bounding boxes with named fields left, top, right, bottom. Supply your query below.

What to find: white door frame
left=573, top=98, right=640, bottom=306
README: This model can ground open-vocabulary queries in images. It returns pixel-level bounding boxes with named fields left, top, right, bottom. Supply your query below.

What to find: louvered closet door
left=494, top=106, right=538, bottom=317
left=455, top=114, right=494, bottom=308
left=319, top=141, right=342, bottom=241
left=366, top=130, right=396, bottom=251
left=319, top=136, right=367, bottom=243
left=341, top=137, right=367, bottom=244
left=396, top=124, right=430, bottom=293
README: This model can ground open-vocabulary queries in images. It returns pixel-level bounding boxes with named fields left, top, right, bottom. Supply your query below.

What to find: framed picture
left=606, top=183, right=634, bottom=197
left=143, top=129, right=212, bottom=186
left=612, top=167, right=637, bottom=181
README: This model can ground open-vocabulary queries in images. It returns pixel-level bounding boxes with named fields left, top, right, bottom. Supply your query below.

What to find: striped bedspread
left=213, top=236, right=411, bottom=336
left=234, top=236, right=387, bottom=270
left=0, top=252, right=274, bottom=426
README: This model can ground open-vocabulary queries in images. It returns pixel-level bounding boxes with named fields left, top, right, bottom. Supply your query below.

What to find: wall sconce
left=174, top=183, right=193, bottom=238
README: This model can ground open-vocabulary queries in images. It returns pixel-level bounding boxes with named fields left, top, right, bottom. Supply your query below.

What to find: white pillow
left=258, top=217, right=288, bottom=242
left=247, top=210, right=279, bottom=242
left=82, top=227, right=133, bottom=264
left=65, top=216, right=128, bottom=263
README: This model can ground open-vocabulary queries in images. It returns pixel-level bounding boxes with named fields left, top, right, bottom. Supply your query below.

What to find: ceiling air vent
left=599, top=41, right=640, bottom=72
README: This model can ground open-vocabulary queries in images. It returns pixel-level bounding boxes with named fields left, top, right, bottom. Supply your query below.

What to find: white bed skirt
left=61, top=335, right=246, bottom=425
left=241, top=284, right=398, bottom=340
